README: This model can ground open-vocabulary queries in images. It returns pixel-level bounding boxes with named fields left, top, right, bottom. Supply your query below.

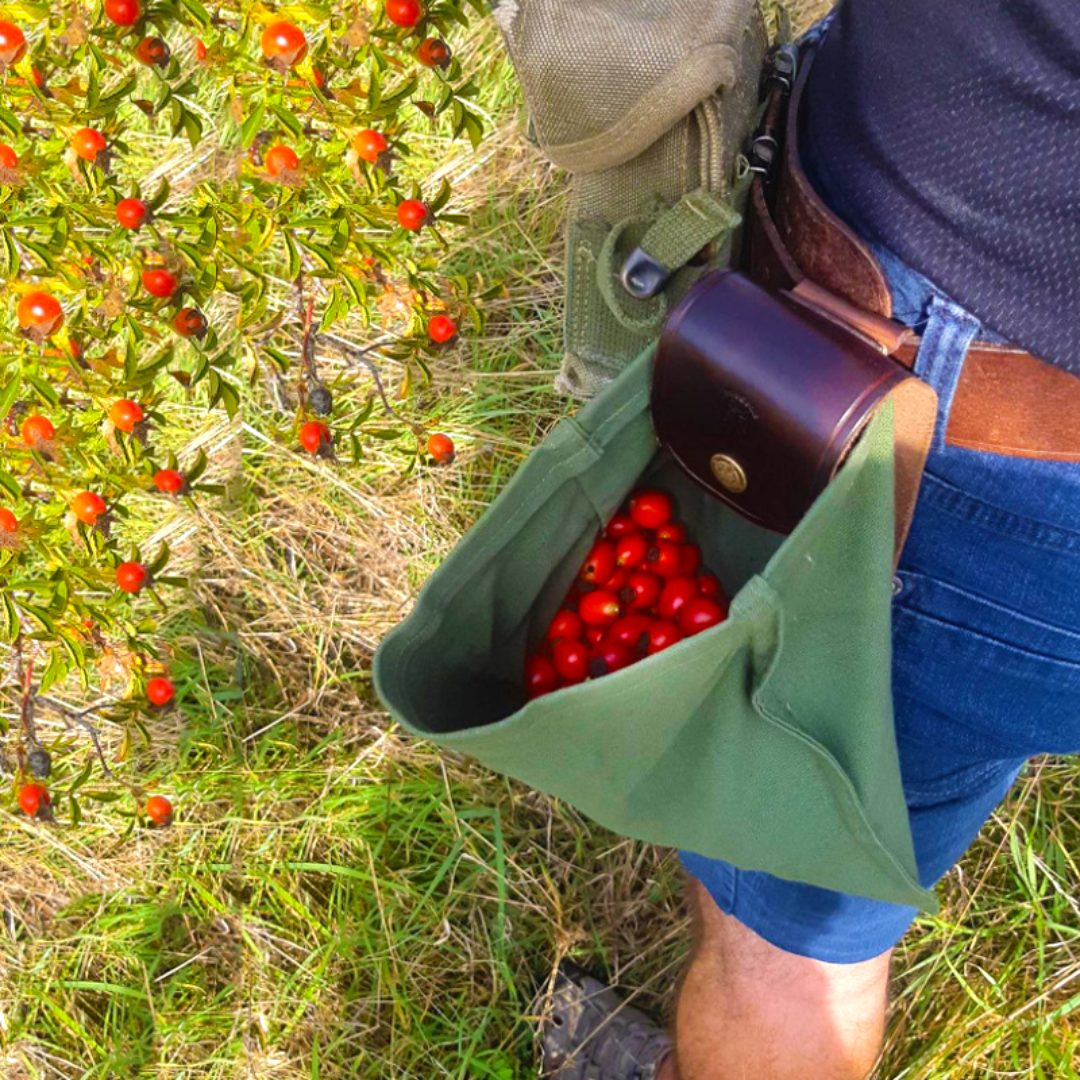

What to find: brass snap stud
left=710, top=454, right=747, bottom=493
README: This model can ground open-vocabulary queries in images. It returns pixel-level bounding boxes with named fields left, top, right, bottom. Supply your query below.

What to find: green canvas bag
left=373, top=342, right=939, bottom=913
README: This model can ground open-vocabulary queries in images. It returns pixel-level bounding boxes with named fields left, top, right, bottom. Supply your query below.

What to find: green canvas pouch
left=373, top=342, right=939, bottom=913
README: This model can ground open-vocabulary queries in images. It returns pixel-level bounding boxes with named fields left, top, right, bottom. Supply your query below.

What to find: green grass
left=4, top=4, right=1080, bottom=1079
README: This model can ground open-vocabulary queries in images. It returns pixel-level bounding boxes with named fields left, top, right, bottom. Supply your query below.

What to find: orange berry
left=173, top=307, right=207, bottom=339
left=260, top=20, right=307, bottom=67
left=17, top=291, right=63, bottom=334
left=116, top=197, right=149, bottom=229
left=0, top=507, right=17, bottom=532
left=299, top=421, right=332, bottom=455
left=416, top=36, right=451, bottom=69
left=154, top=469, right=186, bottom=494
left=264, top=144, right=299, bottom=175
left=135, top=35, right=170, bottom=67
left=18, top=783, right=50, bottom=817
left=21, top=414, right=55, bottom=446
left=427, top=432, right=455, bottom=463
left=72, top=127, right=106, bottom=162
left=196, top=39, right=208, bottom=61
left=116, top=561, right=148, bottom=593
left=146, top=676, right=175, bottom=706
left=397, top=199, right=429, bottom=231
left=109, top=398, right=144, bottom=433
left=104, top=0, right=142, bottom=25
left=387, top=0, right=423, bottom=28
left=142, top=268, right=178, bottom=298
left=72, top=491, right=107, bottom=524
left=145, top=794, right=173, bottom=826
left=0, top=21, right=27, bottom=66
left=0, top=143, right=18, bottom=169
left=428, top=314, right=457, bottom=343
left=352, top=129, right=388, bottom=163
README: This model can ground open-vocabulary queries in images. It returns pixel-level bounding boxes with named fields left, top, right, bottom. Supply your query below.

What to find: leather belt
left=745, top=40, right=1080, bottom=462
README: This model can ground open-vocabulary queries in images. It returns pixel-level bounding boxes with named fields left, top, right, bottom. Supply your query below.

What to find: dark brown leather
left=747, top=39, right=1080, bottom=463
left=652, top=271, right=912, bottom=535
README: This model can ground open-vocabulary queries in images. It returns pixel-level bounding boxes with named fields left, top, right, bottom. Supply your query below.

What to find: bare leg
left=656, top=875, right=892, bottom=1080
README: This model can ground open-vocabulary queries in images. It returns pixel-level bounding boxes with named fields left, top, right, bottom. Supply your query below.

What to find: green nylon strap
left=637, top=188, right=742, bottom=274
left=598, top=215, right=669, bottom=333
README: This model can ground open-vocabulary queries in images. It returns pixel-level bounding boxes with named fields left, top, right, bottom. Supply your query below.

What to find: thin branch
left=38, top=695, right=114, bottom=779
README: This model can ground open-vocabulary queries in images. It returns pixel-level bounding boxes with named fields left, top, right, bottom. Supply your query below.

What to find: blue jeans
left=678, top=10, right=1080, bottom=963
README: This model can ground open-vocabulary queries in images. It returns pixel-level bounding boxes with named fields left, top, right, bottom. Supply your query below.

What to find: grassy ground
left=4, top=3, right=1080, bottom=1079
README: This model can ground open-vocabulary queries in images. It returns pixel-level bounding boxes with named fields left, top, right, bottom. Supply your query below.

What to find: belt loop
left=913, top=294, right=982, bottom=451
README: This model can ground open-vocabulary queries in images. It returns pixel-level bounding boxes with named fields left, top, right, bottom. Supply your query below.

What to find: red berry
left=387, top=0, right=423, bottom=28
left=606, top=614, right=652, bottom=654
left=18, top=783, right=50, bottom=817
left=615, top=533, right=648, bottom=570
left=109, top=398, right=144, bottom=433
left=547, top=609, right=583, bottom=643
left=397, top=199, right=429, bottom=231
left=621, top=570, right=662, bottom=612
left=656, top=522, right=686, bottom=544
left=580, top=539, right=617, bottom=586
left=173, top=307, right=208, bottom=339
left=71, top=491, right=106, bottom=524
left=629, top=490, right=673, bottom=530
left=196, top=39, right=208, bottom=61
left=154, top=469, right=186, bottom=494
left=0, top=21, right=27, bottom=65
left=0, top=507, right=17, bottom=532
left=21, top=414, right=55, bottom=446
left=416, top=36, right=451, bottom=68
left=428, top=314, right=457, bottom=344
left=142, top=269, right=178, bottom=298
left=588, top=638, right=633, bottom=678
left=645, top=539, right=683, bottom=578
left=525, top=654, right=559, bottom=699
left=145, top=794, right=173, bottom=826
left=146, top=676, right=175, bottom=706
left=696, top=573, right=724, bottom=599
left=260, top=20, right=308, bottom=67
left=264, top=144, right=299, bottom=175
left=353, top=129, right=388, bottom=163
left=135, top=35, right=170, bottom=67
left=427, top=432, right=455, bottom=463
left=604, top=513, right=639, bottom=539
left=680, top=544, right=702, bottom=576
left=552, top=638, right=589, bottom=684
left=646, top=621, right=684, bottom=656
left=678, top=597, right=727, bottom=636
left=657, top=577, right=700, bottom=621
left=116, top=197, right=149, bottom=229
left=72, top=127, right=106, bottom=162
left=0, top=143, right=18, bottom=169
left=116, top=561, right=149, bottom=593
left=299, top=421, right=332, bottom=455
left=578, top=589, right=622, bottom=627
left=104, top=0, right=141, bottom=26
left=17, top=291, right=63, bottom=335
left=584, top=626, right=605, bottom=646
left=604, top=567, right=627, bottom=591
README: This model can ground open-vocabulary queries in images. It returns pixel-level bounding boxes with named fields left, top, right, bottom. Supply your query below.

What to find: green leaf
left=283, top=230, right=302, bottom=281
left=0, top=372, right=22, bottom=422
left=148, top=542, right=171, bottom=576
left=147, top=177, right=171, bottom=213
left=268, top=101, right=303, bottom=140
left=179, top=0, right=212, bottom=28
left=86, top=66, right=101, bottom=111
left=182, top=110, right=203, bottom=151
left=241, top=99, right=266, bottom=150
left=0, top=229, right=20, bottom=278
left=0, top=104, right=21, bottom=139
left=0, top=593, right=19, bottom=644
left=97, top=75, right=138, bottom=114
left=0, top=471, right=20, bottom=500
left=39, top=648, right=67, bottom=695
left=23, top=369, right=60, bottom=408
left=186, top=448, right=209, bottom=483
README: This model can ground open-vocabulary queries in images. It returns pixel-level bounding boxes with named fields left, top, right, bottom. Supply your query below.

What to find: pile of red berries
left=525, top=489, right=730, bottom=700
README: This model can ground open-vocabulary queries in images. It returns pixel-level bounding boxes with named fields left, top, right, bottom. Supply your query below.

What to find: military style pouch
left=373, top=339, right=940, bottom=912
left=490, top=0, right=769, bottom=399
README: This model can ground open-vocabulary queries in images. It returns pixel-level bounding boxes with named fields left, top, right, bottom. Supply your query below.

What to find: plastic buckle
left=765, top=44, right=798, bottom=94
left=620, top=247, right=670, bottom=300
left=748, top=133, right=779, bottom=178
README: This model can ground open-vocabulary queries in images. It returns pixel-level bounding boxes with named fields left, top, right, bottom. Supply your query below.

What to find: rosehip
left=17, top=291, right=63, bottom=335
left=104, top=0, right=141, bottom=26
left=427, top=432, right=455, bottom=463
left=605, top=567, right=627, bottom=591
left=615, top=533, right=648, bottom=570
left=135, top=35, right=170, bottom=67
left=621, top=570, right=662, bottom=611
left=416, top=36, right=451, bottom=68
left=629, top=490, right=673, bottom=530
left=116, top=561, right=149, bottom=593
left=606, top=614, right=652, bottom=654
left=264, top=144, right=299, bottom=175
left=173, top=307, right=208, bottom=339
left=145, top=794, right=173, bottom=826
left=0, top=507, right=16, bottom=532
left=578, top=589, right=622, bottom=627
left=678, top=597, right=727, bottom=636
left=604, top=513, right=639, bottom=539
left=656, top=522, right=686, bottom=544
left=154, top=469, right=186, bottom=494
left=142, top=269, right=178, bottom=298
left=71, top=491, right=107, bottom=524
left=299, top=421, right=332, bottom=455
left=584, top=626, right=605, bottom=646
left=646, top=621, right=684, bottom=656
left=18, top=783, right=49, bottom=817
left=353, top=129, right=388, bottom=163
left=525, top=654, right=558, bottom=699
left=547, top=609, right=583, bottom=643
left=72, top=127, right=106, bottom=162
left=588, top=638, right=633, bottom=678
left=680, top=544, right=702, bottom=575
left=260, top=20, right=308, bottom=67
left=657, top=577, right=700, bottom=621
left=397, top=199, right=429, bottom=231
left=552, top=638, right=589, bottom=684
left=21, top=414, right=55, bottom=446
left=109, top=398, right=144, bottom=433
left=116, top=197, right=149, bottom=229
left=0, top=21, right=27, bottom=65
left=0, top=144, right=17, bottom=169
left=146, top=676, right=175, bottom=706
left=428, top=314, right=457, bottom=343
left=697, top=573, right=724, bottom=599
left=387, top=0, right=423, bottom=28
left=580, top=539, right=617, bottom=586
left=645, top=539, right=683, bottom=578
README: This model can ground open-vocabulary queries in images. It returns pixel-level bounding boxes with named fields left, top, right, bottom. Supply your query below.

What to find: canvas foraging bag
left=489, top=0, right=770, bottom=399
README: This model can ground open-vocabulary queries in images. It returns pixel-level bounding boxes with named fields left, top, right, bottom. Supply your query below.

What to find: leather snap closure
left=710, top=454, right=747, bottom=493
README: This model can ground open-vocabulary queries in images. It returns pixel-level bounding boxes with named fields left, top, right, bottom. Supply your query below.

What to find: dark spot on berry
left=588, top=657, right=609, bottom=679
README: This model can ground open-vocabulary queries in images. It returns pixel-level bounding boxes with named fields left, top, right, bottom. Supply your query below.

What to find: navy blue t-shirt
left=803, top=0, right=1080, bottom=374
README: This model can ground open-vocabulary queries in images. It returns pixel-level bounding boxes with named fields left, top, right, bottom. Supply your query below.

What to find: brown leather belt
left=745, top=40, right=1080, bottom=462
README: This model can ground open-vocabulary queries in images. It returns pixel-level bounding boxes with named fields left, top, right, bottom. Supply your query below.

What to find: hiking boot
left=537, top=957, right=673, bottom=1080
